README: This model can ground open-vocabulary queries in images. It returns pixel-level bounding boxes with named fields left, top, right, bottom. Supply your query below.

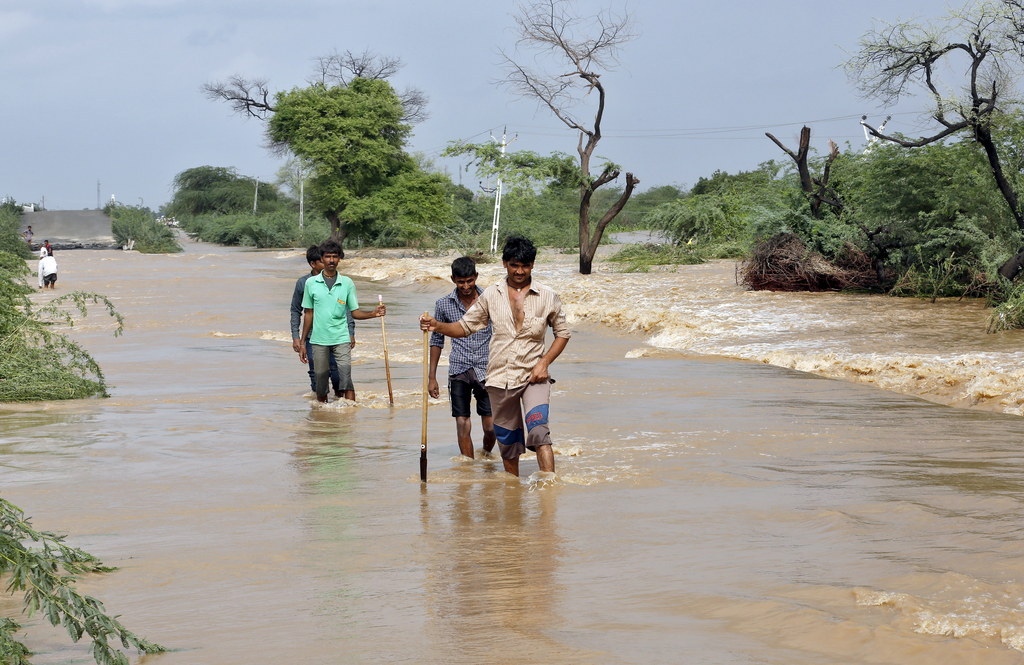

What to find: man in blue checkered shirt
left=428, top=257, right=496, bottom=458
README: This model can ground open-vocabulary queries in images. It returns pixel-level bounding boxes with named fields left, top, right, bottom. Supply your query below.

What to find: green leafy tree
left=106, top=203, right=182, bottom=253
left=846, top=0, right=1024, bottom=280
left=830, top=138, right=1013, bottom=287
left=646, top=163, right=792, bottom=248
left=266, top=78, right=449, bottom=243
left=203, top=51, right=446, bottom=246
left=613, top=185, right=685, bottom=228
left=343, top=169, right=455, bottom=246
left=165, top=166, right=284, bottom=218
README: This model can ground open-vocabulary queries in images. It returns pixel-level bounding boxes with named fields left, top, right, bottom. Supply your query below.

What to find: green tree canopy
left=165, top=166, right=284, bottom=218
left=267, top=77, right=450, bottom=243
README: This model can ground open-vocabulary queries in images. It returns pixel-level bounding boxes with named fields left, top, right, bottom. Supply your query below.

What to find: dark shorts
left=449, top=369, right=491, bottom=418
left=43, top=273, right=57, bottom=286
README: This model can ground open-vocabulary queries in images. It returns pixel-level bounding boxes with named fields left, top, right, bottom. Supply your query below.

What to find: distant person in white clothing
left=38, top=253, right=57, bottom=289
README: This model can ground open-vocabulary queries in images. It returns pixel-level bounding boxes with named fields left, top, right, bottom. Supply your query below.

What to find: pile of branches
left=739, top=233, right=878, bottom=291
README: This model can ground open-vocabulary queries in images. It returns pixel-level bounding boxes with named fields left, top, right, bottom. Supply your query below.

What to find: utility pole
left=96, top=180, right=101, bottom=209
left=860, top=115, right=891, bottom=154
left=488, top=127, right=516, bottom=253
left=252, top=177, right=259, bottom=214
left=299, top=176, right=305, bottom=230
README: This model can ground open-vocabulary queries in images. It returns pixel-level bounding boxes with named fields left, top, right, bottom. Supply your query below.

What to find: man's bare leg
left=503, top=456, right=519, bottom=476
left=535, top=444, right=555, bottom=473
left=455, top=416, right=474, bottom=458
left=343, top=389, right=355, bottom=401
left=481, top=415, right=496, bottom=454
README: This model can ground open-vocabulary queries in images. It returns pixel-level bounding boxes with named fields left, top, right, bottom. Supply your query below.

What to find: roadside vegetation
left=106, top=203, right=181, bottom=253
left=162, top=1, right=1024, bottom=330
left=0, top=204, right=160, bottom=663
left=0, top=203, right=124, bottom=401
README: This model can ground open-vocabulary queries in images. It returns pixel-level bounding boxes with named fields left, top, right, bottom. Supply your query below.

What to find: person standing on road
left=420, top=236, right=571, bottom=477
left=428, top=256, right=496, bottom=459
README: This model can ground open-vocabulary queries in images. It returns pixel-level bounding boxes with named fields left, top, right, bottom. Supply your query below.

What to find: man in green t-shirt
left=299, top=239, right=385, bottom=402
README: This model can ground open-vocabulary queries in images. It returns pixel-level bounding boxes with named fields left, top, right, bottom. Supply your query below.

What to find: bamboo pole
left=421, top=316, right=429, bottom=482
left=379, top=295, right=394, bottom=405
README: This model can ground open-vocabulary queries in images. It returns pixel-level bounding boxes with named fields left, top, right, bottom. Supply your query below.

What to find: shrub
left=108, top=205, right=181, bottom=253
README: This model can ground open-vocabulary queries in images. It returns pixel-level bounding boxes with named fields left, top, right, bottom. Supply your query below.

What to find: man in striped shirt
left=420, top=236, right=571, bottom=477
left=428, top=257, right=496, bottom=459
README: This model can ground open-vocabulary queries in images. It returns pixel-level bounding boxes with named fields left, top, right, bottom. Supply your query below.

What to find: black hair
left=305, top=245, right=321, bottom=264
left=451, top=256, right=478, bottom=278
left=501, top=235, right=536, bottom=264
left=319, top=239, right=344, bottom=259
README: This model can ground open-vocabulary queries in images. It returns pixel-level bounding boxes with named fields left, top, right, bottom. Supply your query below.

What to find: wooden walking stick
left=420, top=315, right=429, bottom=482
left=379, top=295, right=394, bottom=405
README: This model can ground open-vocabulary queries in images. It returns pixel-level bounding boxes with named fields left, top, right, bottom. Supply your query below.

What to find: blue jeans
left=306, top=339, right=341, bottom=393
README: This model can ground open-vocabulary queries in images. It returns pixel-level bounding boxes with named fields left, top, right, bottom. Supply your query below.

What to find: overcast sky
left=0, top=0, right=949, bottom=211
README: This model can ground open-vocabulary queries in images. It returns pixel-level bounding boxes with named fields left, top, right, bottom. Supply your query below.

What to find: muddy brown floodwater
left=4, top=238, right=1024, bottom=664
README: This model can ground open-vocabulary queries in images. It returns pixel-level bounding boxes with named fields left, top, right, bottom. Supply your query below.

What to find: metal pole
left=489, top=128, right=516, bottom=253
left=490, top=179, right=503, bottom=253
left=299, top=177, right=305, bottom=230
left=252, top=178, right=259, bottom=214
left=860, top=114, right=891, bottom=154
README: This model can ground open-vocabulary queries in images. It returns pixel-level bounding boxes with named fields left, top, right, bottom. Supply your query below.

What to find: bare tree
left=504, top=0, right=639, bottom=274
left=765, top=126, right=842, bottom=219
left=846, top=3, right=1024, bottom=280
left=202, top=49, right=428, bottom=127
left=201, top=74, right=276, bottom=119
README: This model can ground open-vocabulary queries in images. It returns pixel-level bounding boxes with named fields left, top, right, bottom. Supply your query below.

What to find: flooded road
left=3, top=239, right=1024, bottom=664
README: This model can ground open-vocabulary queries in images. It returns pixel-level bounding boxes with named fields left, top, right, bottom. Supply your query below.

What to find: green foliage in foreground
left=0, top=282, right=125, bottom=401
left=107, top=204, right=181, bottom=253
left=0, top=207, right=123, bottom=400
left=0, top=498, right=165, bottom=665
left=0, top=205, right=32, bottom=260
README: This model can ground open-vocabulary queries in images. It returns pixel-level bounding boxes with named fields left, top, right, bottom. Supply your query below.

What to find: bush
left=986, top=279, right=1024, bottom=332
left=0, top=258, right=124, bottom=401
left=0, top=205, right=32, bottom=259
left=182, top=211, right=317, bottom=248
left=108, top=205, right=181, bottom=253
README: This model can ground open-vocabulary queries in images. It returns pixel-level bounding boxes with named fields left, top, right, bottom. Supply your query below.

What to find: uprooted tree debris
left=739, top=233, right=880, bottom=291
